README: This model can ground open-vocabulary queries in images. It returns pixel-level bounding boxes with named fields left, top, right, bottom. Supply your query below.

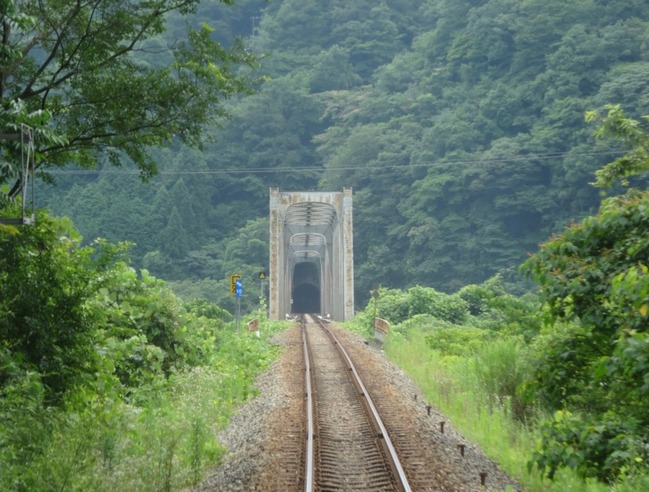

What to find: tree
left=0, top=211, right=129, bottom=402
left=0, top=0, right=256, bottom=201
left=522, top=107, right=649, bottom=482
left=308, top=46, right=362, bottom=93
left=25, top=0, right=649, bottom=304
left=585, top=104, right=649, bottom=187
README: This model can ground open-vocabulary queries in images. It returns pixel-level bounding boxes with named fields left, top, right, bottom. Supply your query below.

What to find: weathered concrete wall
left=268, top=188, right=354, bottom=321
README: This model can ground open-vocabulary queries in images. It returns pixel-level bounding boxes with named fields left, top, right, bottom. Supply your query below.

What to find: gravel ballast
left=195, top=324, right=522, bottom=491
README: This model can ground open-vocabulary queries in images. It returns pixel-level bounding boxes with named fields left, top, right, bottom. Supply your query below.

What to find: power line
left=44, top=149, right=625, bottom=176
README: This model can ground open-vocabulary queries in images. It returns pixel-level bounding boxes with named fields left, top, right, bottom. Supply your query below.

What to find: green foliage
left=531, top=411, right=642, bottom=483
left=184, top=298, right=233, bottom=322
left=523, top=190, right=649, bottom=336
left=2, top=364, right=237, bottom=491
left=354, top=278, right=539, bottom=424
left=521, top=107, right=649, bottom=481
left=586, top=105, right=649, bottom=188
left=458, top=281, right=505, bottom=316
left=353, top=273, right=649, bottom=485
left=33, top=0, right=649, bottom=305
left=408, top=285, right=469, bottom=323
left=371, top=285, right=468, bottom=325
left=0, top=347, right=51, bottom=485
left=522, top=322, right=601, bottom=412
left=0, top=0, right=257, bottom=196
left=426, top=326, right=494, bottom=357
left=0, top=210, right=128, bottom=402
left=458, top=275, right=542, bottom=338
left=96, top=267, right=186, bottom=375
left=308, top=46, right=362, bottom=92
left=9, top=2, right=649, bottom=484
left=472, top=337, right=531, bottom=420
left=522, top=190, right=649, bottom=479
left=0, top=209, right=285, bottom=489
left=381, top=310, right=646, bottom=491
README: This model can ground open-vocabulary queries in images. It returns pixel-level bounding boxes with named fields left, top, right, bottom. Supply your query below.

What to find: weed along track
left=197, top=322, right=521, bottom=491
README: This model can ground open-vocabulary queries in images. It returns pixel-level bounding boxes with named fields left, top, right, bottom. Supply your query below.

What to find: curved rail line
left=301, top=314, right=413, bottom=492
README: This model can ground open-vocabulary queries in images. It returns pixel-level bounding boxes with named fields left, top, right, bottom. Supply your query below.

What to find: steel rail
left=313, top=316, right=413, bottom=492
left=301, top=316, right=315, bottom=492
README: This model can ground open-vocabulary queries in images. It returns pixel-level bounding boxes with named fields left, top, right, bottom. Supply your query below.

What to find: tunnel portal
left=291, top=261, right=321, bottom=314
left=269, top=189, right=354, bottom=321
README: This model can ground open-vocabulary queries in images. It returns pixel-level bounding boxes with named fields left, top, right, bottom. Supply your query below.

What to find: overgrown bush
left=458, top=276, right=507, bottom=315
left=522, top=189, right=649, bottom=481
left=370, top=285, right=468, bottom=325
left=522, top=322, right=603, bottom=412
left=0, top=348, right=52, bottom=490
left=530, top=411, right=644, bottom=483
left=0, top=210, right=288, bottom=489
left=0, top=212, right=129, bottom=402
left=425, top=326, right=495, bottom=357
left=459, top=276, right=542, bottom=339
left=0, top=312, right=284, bottom=490
left=391, top=314, right=451, bottom=339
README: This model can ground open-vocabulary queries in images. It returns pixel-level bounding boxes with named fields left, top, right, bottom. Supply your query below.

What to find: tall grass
left=384, top=330, right=621, bottom=492
left=3, top=367, right=226, bottom=491
left=472, top=337, right=530, bottom=421
left=0, top=323, right=285, bottom=491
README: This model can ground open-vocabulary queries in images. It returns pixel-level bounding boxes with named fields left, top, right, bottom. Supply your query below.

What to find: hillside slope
left=40, top=0, right=649, bottom=306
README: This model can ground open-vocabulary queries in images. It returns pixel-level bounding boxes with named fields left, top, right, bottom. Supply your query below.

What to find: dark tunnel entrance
left=292, top=261, right=321, bottom=314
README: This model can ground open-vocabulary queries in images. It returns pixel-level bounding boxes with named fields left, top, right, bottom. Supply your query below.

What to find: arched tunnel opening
left=291, top=261, right=321, bottom=314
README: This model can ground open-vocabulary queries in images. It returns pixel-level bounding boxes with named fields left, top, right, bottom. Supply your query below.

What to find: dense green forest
left=36, top=0, right=649, bottom=307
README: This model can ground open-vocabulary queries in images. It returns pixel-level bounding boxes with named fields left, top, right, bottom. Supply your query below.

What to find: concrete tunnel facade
left=269, top=188, right=354, bottom=321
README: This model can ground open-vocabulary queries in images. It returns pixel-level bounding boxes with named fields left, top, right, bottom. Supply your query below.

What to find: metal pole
left=236, top=297, right=241, bottom=331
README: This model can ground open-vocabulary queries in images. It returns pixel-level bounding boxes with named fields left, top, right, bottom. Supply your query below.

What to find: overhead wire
left=44, top=149, right=626, bottom=176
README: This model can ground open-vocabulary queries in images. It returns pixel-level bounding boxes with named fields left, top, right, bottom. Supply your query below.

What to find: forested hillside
left=39, top=0, right=649, bottom=307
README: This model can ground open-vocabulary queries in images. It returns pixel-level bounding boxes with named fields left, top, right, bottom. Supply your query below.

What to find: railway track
left=302, top=314, right=416, bottom=491
left=201, top=318, right=522, bottom=491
